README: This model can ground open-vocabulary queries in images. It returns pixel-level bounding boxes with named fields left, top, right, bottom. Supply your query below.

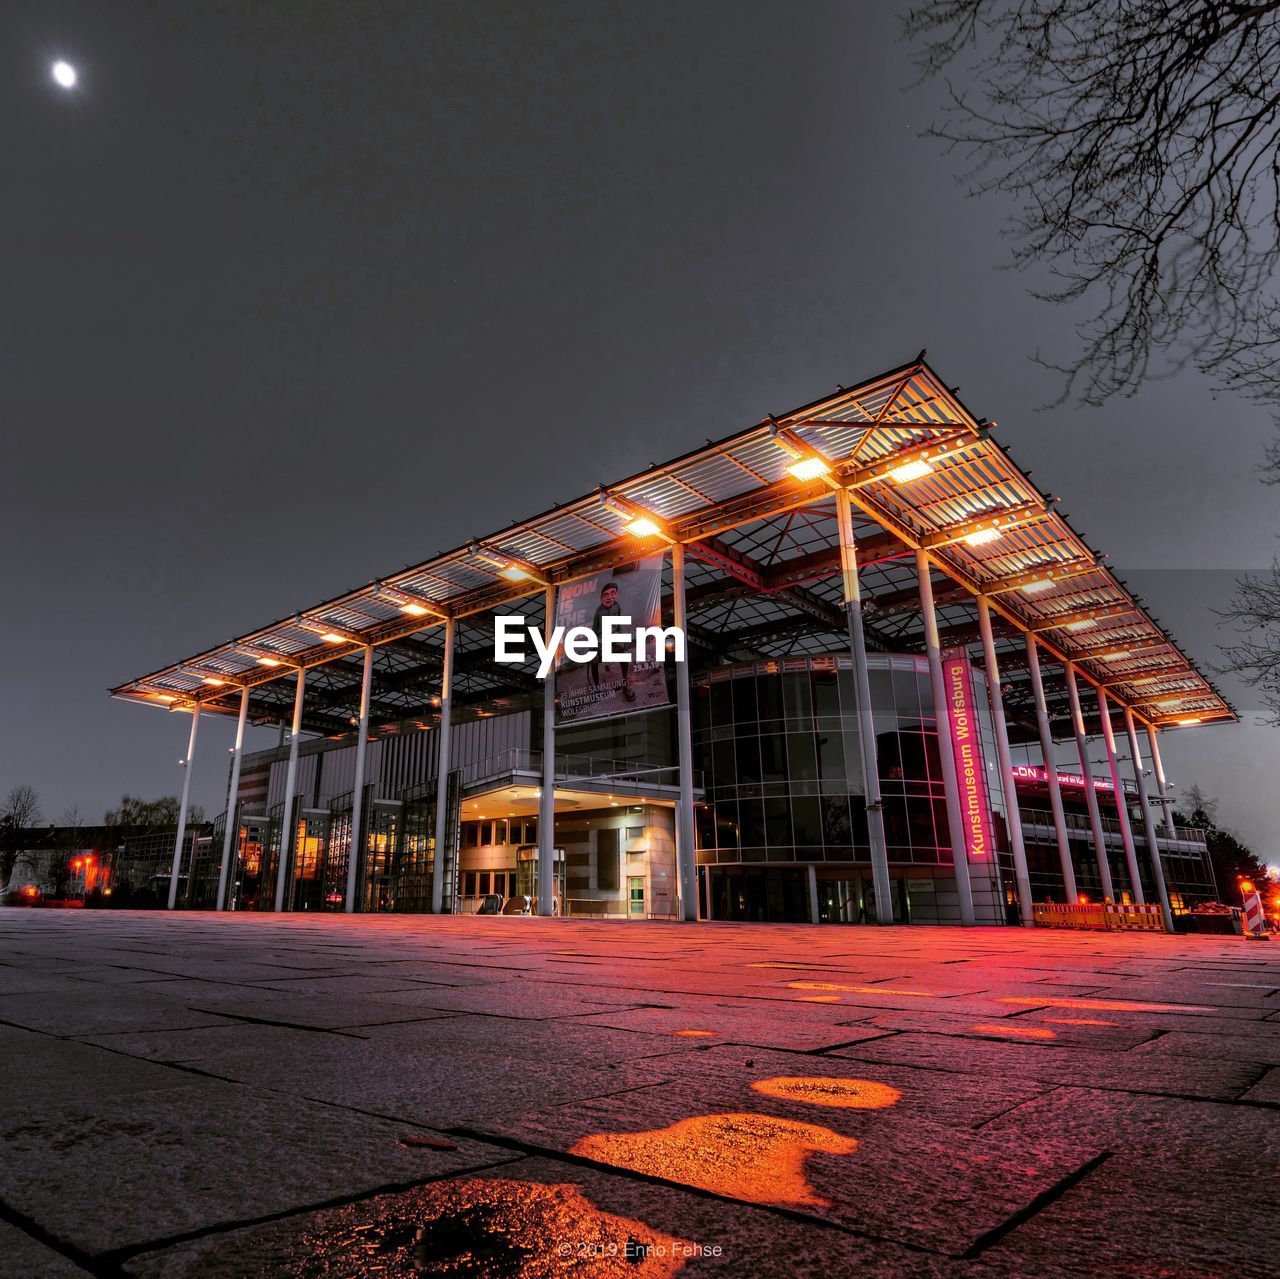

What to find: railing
left=454, top=749, right=701, bottom=792
left=1019, top=807, right=1207, bottom=847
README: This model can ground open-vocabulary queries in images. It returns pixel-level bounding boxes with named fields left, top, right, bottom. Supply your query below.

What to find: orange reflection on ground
left=786, top=981, right=934, bottom=997
left=972, top=1023, right=1056, bottom=1040
left=1045, top=1017, right=1120, bottom=1027
left=997, top=996, right=1211, bottom=1013
left=751, top=1076, right=901, bottom=1109
left=571, top=1113, right=858, bottom=1208
left=796, top=994, right=842, bottom=1003
left=288, top=1177, right=690, bottom=1277
left=672, top=1029, right=716, bottom=1037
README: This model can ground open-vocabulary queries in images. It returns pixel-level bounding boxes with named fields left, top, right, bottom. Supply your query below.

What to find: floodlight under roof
left=787, top=455, right=832, bottom=481
left=963, top=527, right=1001, bottom=546
left=625, top=515, right=663, bottom=538
left=888, top=459, right=933, bottom=484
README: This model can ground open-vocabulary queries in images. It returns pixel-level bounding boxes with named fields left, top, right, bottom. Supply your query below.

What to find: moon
left=52, top=60, right=77, bottom=89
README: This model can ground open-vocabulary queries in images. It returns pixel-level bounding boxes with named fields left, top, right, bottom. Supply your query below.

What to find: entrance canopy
left=112, top=356, right=1234, bottom=742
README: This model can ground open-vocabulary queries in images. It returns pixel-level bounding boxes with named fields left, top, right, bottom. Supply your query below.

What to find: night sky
left=5, top=2, right=1275, bottom=852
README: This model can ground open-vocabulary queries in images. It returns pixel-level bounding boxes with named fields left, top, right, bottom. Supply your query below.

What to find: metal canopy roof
left=112, top=356, right=1235, bottom=737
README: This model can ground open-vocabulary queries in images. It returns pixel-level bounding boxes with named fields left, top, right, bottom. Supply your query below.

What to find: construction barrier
left=1242, top=892, right=1269, bottom=940
left=1032, top=901, right=1167, bottom=932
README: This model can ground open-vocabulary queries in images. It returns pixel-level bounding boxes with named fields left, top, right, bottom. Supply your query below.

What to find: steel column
left=671, top=543, right=698, bottom=921
left=807, top=864, right=820, bottom=924
left=977, top=598, right=1033, bottom=925
left=167, top=704, right=201, bottom=910
left=273, top=669, right=306, bottom=912
left=1065, top=663, right=1114, bottom=901
left=1146, top=724, right=1178, bottom=839
left=916, top=549, right=975, bottom=925
left=1125, top=709, right=1175, bottom=930
left=216, top=686, right=250, bottom=911
left=344, top=646, right=373, bottom=913
left=1025, top=637, right=1077, bottom=902
left=430, top=616, right=456, bottom=914
left=837, top=490, right=893, bottom=924
left=1098, top=689, right=1144, bottom=902
left=537, top=585, right=557, bottom=916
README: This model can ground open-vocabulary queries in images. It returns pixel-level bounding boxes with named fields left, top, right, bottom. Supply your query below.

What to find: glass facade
left=692, top=654, right=1009, bottom=870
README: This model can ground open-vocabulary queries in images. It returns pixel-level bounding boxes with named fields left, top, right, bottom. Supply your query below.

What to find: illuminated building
left=114, top=358, right=1231, bottom=926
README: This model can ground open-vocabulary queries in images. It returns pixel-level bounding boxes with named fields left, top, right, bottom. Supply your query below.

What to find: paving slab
left=0, top=1078, right=519, bottom=1256
left=828, top=1030, right=1264, bottom=1100
left=2, top=909, right=1276, bottom=1276
left=121, top=1154, right=963, bottom=1278
left=0, top=1221, right=93, bottom=1277
left=460, top=1068, right=1089, bottom=1254
left=977, top=1155, right=1273, bottom=1279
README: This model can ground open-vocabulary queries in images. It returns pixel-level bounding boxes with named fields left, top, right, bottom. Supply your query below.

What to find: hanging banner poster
left=940, top=647, right=994, bottom=860
left=554, top=557, right=671, bottom=725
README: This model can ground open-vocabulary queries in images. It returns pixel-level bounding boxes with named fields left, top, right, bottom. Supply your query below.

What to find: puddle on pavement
left=1045, top=1016, right=1120, bottom=1027
left=786, top=980, right=935, bottom=997
left=750, top=1076, right=901, bottom=1109
left=570, top=1113, right=858, bottom=1208
left=247, top=1177, right=689, bottom=1277
left=971, top=1023, right=1056, bottom=1040
left=997, top=996, right=1213, bottom=1013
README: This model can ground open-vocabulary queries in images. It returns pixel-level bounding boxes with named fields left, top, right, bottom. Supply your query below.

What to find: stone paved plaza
left=1, top=911, right=1277, bottom=1277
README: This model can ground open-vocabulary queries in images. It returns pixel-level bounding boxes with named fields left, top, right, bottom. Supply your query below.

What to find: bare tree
left=1219, top=560, right=1280, bottom=720
left=905, top=1, right=1280, bottom=704
left=46, top=805, right=86, bottom=899
left=904, top=1, right=1280, bottom=407
left=104, top=795, right=201, bottom=828
left=0, top=785, right=43, bottom=892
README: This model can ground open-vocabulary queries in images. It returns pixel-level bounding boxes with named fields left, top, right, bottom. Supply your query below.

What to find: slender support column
left=216, top=686, right=250, bottom=911
left=167, top=704, right=202, bottom=910
left=1125, top=709, right=1175, bottom=931
left=1065, top=663, right=1114, bottom=901
left=1146, top=724, right=1178, bottom=840
left=273, top=670, right=306, bottom=912
left=537, top=585, right=557, bottom=916
left=976, top=600, right=1034, bottom=925
left=431, top=617, right=456, bottom=914
left=344, top=647, right=373, bottom=913
left=1025, top=637, right=1077, bottom=902
left=916, top=549, right=975, bottom=925
left=837, top=490, right=893, bottom=924
left=807, top=865, right=820, bottom=924
left=671, top=543, right=698, bottom=921
left=1098, top=689, right=1143, bottom=902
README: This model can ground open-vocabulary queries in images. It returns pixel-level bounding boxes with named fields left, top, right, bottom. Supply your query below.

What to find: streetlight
left=52, top=61, right=77, bottom=89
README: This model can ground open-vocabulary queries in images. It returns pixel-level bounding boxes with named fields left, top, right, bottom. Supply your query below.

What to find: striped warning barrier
left=1242, top=892, right=1268, bottom=940
left=1104, top=902, right=1164, bottom=931
left=1032, top=901, right=1167, bottom=932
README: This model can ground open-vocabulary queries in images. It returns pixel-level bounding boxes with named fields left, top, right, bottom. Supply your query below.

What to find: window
left=463, top=823, right=480, bottom=849
left=597, top=828, right=620, bottom=892
left=625, top=826, right=644, bottom=840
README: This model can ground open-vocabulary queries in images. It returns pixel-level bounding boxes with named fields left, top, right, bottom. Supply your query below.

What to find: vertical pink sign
left=940, top=648, right=994, bottom=860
